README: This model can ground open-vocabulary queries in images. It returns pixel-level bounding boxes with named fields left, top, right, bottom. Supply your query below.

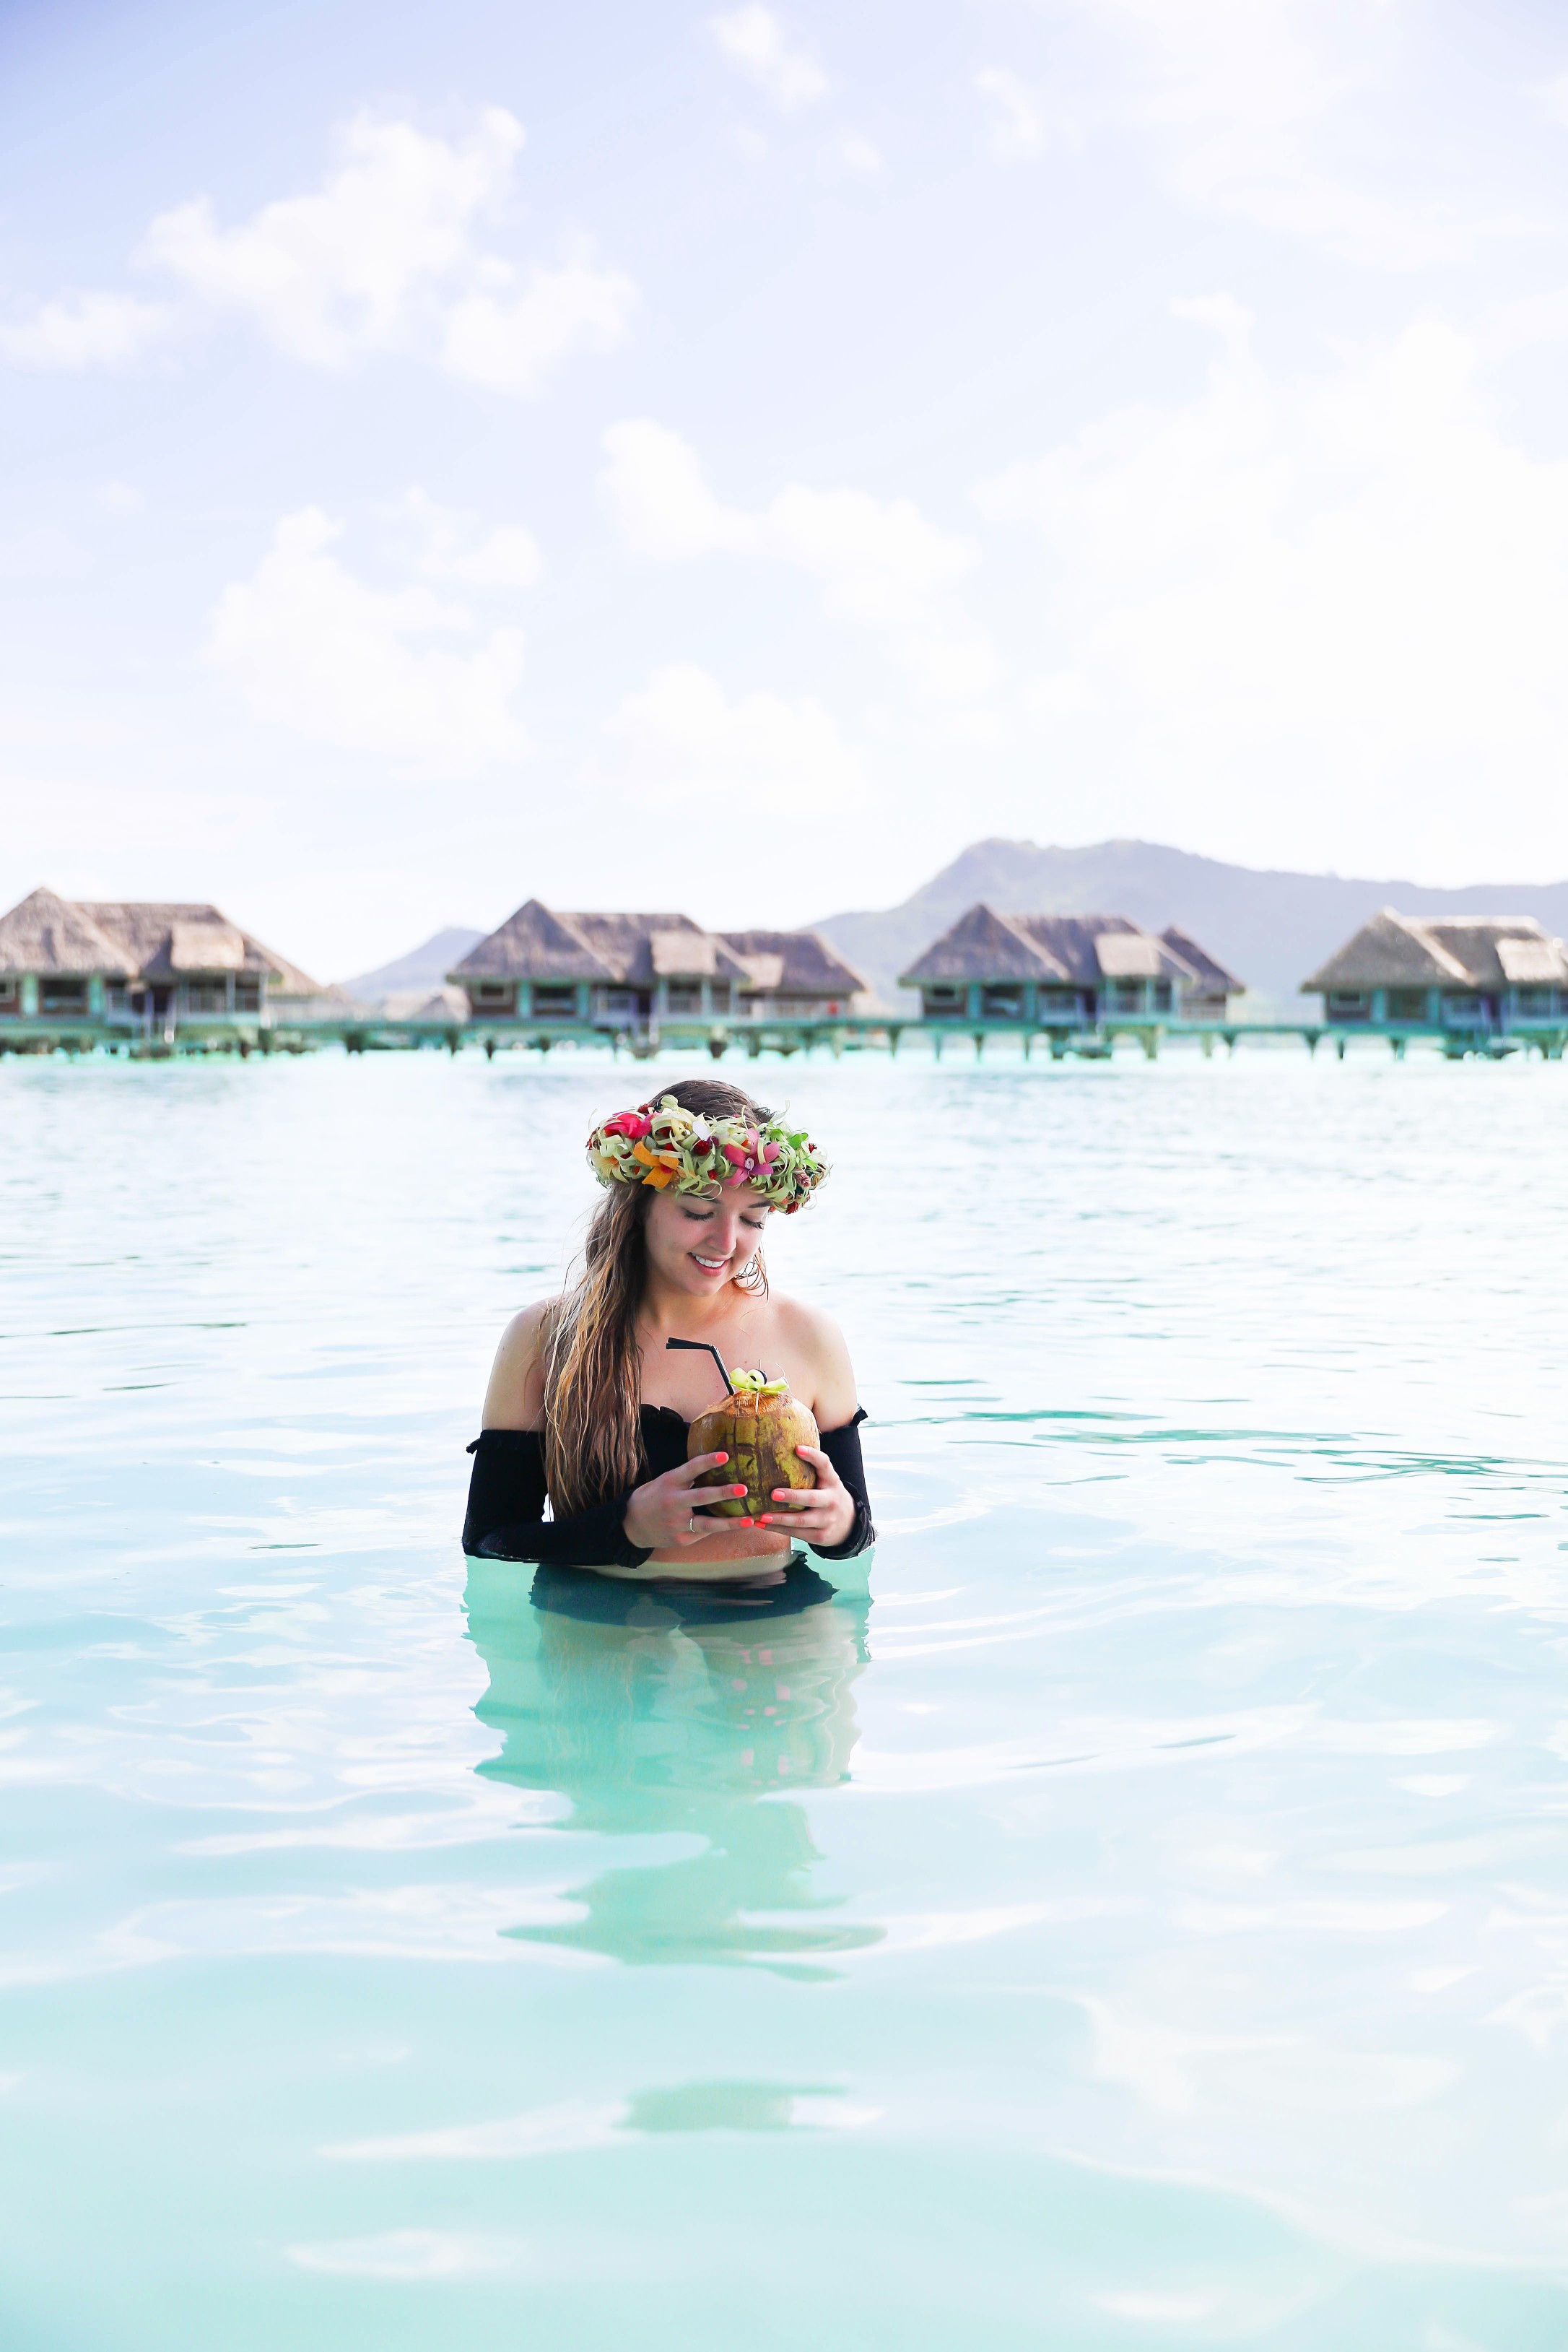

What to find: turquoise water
left=4, top=1046, right=1568, bottom=2348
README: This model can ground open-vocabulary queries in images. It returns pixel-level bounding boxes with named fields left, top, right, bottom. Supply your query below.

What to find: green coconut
left=689, top=1373, right=819, bottom=1519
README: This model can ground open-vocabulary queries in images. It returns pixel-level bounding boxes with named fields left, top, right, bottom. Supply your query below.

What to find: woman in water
left=462, top=1077, right=872, bottom=1581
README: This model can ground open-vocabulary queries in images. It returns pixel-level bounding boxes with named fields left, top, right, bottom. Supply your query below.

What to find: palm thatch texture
left=897, top=903, right=1242, bottom=1021
left=0, top=886, right=321, bottom=1025
left=448, top=899, right=868, bottom=1024
left=1302, top=910, right=1568, bottom=1030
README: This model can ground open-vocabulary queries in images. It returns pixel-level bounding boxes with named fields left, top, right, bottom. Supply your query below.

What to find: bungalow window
left=665, top=983, right=702, bottom=1014
left=40, top=978, right=87, bottom=1014
left=532, top=985, right=577, bottom=1020
left=710, top=983, right=731, bottom=1014
left=1038, top=987, right=1080, bottom=1019
left=1152, top=981, right=1172, bottom=1012
left=1387, top=989, right=1427, bottom=1021
left=1107, top=981, right=1145, bottom=1013
left=1441, top=994, right=1483, bottom=1025
left=923, top=985, right=965, bottom=1017
left=1327, top=991, right=1371, bottom=1020
left=981, top=986, right=1024, bottom=1020
left=234, top=978, right=261, bottom=1015
left=1515, top=986, right=1555, bottom=1017
left=183, top=981, right=227, bottom=1015
left=0, top=977, right=17, bottom=1013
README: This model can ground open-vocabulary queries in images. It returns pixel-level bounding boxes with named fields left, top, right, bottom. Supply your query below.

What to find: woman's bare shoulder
left=770, top=1294, right=858, bottom=1423
left=482, top=1298, right=555, bottom=1430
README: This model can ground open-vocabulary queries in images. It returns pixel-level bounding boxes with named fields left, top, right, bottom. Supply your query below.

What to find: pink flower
left=602, top=1112, right=651, bottom=1141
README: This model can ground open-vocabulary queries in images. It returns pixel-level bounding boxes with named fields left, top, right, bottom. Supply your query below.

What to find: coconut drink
left=681, top=1361, right=819, bottom=1519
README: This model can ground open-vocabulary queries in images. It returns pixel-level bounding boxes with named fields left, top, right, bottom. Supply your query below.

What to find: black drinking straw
left=666, top=1336, right=733, bottom=1395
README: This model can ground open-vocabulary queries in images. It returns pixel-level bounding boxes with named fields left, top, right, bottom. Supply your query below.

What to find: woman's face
left=644, top=1182, right=771, bottom=1298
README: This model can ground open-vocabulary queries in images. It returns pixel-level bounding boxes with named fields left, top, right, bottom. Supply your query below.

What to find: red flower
left=602, top=1112, right=652, bottom=1141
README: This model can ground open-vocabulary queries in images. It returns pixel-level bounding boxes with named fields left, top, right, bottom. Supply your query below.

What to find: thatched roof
left=450, top=901, right=837, bottom=989
left=900, top=903, right=1061, bottom=984
left=0, top=888, right=129, bottom=976
left=1162, top=925, right=1242, bottom=991
left=82, top=902, right=321, bottom=994
left=650, top=929, right=718, bottom=978
left=1497, top=934, right=1568, bottom=984
left=452, top=900, right=611, bottom=982
left=1094, top=931, right=1164, bottom=979
left=720, top=928, right=866, bottom=996
left=0, top=888, right=320, bottom=991
left=1304, top=909, right=1568, bottom=993
left=900, top=903, right=1229, bottom=990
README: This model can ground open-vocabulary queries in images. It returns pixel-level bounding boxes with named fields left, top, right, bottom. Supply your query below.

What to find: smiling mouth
left=690, top=1253, right=728, bottom=1271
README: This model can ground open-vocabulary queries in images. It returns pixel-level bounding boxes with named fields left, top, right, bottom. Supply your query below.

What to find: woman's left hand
left=759, top=1445, right=855, bottom=1549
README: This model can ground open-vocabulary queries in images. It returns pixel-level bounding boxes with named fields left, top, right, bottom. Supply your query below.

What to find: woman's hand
left=622, top=1452, right=749, bottom=1550
left=758, top=1445, right=855, bottom=1550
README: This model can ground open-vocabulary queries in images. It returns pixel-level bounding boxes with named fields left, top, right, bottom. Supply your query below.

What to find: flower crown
left=587, top=1095, right=828, bottom=1214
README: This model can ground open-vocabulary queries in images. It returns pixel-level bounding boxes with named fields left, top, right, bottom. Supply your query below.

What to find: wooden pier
left=4, top=1010, right=1564, bottom=1062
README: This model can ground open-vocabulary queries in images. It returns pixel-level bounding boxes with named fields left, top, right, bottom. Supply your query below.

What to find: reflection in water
left=464, top=1557, right=881, bottom=1976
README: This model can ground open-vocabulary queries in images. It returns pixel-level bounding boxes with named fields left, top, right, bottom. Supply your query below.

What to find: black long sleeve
left=461, top=1431, right=653, bottom=1569
left=811, top=1409, right=875, bottom=1559
left=461, top=1407, right=874, bottom=1568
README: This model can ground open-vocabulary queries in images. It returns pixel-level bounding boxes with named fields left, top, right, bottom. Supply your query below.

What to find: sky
left=4, top=0, right=1568, bottom=980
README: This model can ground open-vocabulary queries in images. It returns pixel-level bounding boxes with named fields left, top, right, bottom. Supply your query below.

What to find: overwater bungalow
left=448, top=901, right=866, bottom=1038
left=1304, top=910, right=1568, bottom=1038
left=900, top=903, right=1242, bottom=1028
left=0, top=886, right=321, bottom=1045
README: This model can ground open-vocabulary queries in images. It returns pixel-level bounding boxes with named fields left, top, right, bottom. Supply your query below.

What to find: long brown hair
left=541, top=1076, right=773, bottom=1514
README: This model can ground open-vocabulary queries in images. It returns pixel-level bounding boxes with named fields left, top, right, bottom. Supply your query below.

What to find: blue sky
left=4, top=0, right=1568, bottom=978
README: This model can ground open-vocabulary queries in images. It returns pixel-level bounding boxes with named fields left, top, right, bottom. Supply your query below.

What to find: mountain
left=813, top=841, right=1568, bottom=1014
left=339, top=927, right=485, bottom=1004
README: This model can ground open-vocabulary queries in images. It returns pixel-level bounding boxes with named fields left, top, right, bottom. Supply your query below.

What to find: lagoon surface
left=4, top=1046, right=1568, bottom=2349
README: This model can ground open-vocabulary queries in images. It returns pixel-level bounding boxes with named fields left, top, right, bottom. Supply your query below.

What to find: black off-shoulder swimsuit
left=463, top=1403, right=874, bottom=1572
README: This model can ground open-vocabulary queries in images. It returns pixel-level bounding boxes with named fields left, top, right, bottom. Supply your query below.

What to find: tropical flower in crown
left=585, top=1094, right=828, bottom=1212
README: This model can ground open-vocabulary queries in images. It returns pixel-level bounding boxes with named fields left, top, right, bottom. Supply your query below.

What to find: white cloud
left=439, top=253, right=635, bottom=393
left=976, top=300, right=1568, bottom=877
left=0, top=290, right=171, bottom=371
left=601, top=419, right=1001, bottom=698
left=604, top=660, right=865, bottom=811
left=709, top=6, right=829, bottom=113
left=4, top=109, right=634, bottom=392
left=142, top=110, right=522, bottom=364
left=835, top=132, right=886, bottom=180
left=1066, top=0, right=1514, bottom=266
left=208, top=506, right=528, bottom=769
left=396, top=489, right=543, bottom=589
left=975, top=69, right=1047, bottom=160
left=601, top=419, right=749, bottom=558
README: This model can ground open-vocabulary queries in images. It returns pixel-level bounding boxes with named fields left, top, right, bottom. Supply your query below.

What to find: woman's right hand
left=622, top=1452, right=749, bottom=1550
